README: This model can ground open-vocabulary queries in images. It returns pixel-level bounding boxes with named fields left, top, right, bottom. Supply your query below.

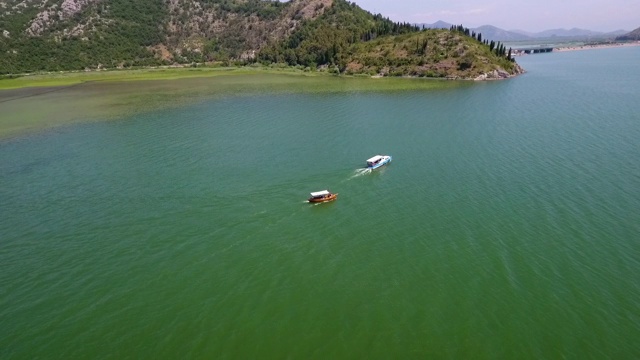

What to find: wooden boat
left=308, top=190, right=338, bottom=203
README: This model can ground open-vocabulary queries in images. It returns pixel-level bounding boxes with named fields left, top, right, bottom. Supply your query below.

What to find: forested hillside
left=0, top=0, right=521, bottom=78
left=258, top=1, right=421, bottom=69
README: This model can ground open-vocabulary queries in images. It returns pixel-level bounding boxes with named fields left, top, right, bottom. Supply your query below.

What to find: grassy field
left=0, top=68, right=470, bottom=139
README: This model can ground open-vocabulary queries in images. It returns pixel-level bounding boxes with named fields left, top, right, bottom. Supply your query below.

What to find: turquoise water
left=1, top=47, right=639, bottom=358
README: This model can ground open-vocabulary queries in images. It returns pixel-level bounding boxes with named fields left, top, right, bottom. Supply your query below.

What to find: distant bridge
left=514, top=47, right=554, bottom=54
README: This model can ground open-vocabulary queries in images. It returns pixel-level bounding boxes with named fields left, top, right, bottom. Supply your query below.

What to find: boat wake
left=349, top=168, right=371, bottom=179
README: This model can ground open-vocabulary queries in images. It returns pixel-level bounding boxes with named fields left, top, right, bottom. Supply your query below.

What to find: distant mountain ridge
left=418, top=21, right=631, bottom=41
left=474, top=25, right=526, bottom=41
left=616, top=27, right=640, bottom=40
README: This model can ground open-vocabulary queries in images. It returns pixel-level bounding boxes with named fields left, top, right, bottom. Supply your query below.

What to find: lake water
left=1, top=47, right=639, bottom=358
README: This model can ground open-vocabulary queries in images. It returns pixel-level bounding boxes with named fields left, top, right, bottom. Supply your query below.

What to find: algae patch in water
left=0, top=73, right=466, bottom=139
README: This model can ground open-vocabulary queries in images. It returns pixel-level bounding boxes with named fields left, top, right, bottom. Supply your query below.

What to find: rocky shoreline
left=473, top=63, right=525, bottom=81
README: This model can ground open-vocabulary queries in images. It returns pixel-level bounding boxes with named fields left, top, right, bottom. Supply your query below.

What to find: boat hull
left=367, top=156, right=392, bottom=170
left=308, top=193, right=338, bottom=203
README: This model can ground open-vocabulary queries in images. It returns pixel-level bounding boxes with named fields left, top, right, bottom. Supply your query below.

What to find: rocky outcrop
left=165, top=0, right=330, bottom=57
left=26, top=0, right=97, bottom=36
left=473, top=63, right=525, bottom=80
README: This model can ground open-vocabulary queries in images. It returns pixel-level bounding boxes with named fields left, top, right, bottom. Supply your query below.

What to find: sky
left=350, top=0, right=640, bottom=33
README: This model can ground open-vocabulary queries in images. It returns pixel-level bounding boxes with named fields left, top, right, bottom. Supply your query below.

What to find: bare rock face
left=26, top=0, right=96, bottom=36
left=513, top=63, right=526, bottom=75
left=474, top=64, right=525, bottom=81
left=496, top=69, right=510, bottom=78
left=60, top=0, right=91, bottom=15
left=164, top=0, right=331, bottom=56
left=474, top=73, right=488, bottom=81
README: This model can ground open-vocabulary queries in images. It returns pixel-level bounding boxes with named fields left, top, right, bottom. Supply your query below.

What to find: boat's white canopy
left=366, top=155, right=384, bottom=163
left=310, top=190, right=330, bottom=197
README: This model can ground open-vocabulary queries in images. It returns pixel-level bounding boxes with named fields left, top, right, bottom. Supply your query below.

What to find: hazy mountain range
left=616, top=27, right=640, bottom=40
left=420, top=21, right=630, bottom=42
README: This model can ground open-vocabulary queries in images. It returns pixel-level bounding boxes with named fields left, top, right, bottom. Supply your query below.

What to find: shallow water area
left=0, top=72, right=466, bottom=138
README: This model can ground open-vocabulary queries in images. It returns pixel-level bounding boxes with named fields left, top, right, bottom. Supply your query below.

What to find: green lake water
left=1, top=47, right=639, bottom=359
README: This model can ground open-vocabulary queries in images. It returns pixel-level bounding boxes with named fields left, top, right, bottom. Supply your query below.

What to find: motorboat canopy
left=310, top=190, right=331, bottom=197
left=366, top=155, right=384, bottom=164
